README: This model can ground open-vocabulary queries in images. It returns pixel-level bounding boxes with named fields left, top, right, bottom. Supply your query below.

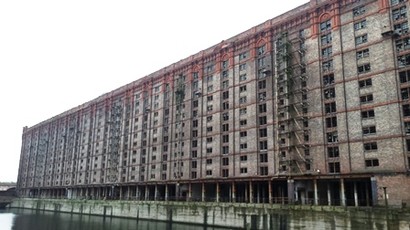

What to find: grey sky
left=0, top=0, right=308, bottom=182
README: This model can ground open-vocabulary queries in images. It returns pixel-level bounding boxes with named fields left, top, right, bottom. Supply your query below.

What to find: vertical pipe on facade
left=337, top=2, right=352, bottom=172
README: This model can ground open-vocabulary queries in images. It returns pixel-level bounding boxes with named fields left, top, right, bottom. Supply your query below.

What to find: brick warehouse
left=17, top=0, right=410, bottom=207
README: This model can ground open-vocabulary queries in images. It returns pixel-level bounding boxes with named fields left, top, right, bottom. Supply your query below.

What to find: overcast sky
left=0, top=0, right=308, bottom=182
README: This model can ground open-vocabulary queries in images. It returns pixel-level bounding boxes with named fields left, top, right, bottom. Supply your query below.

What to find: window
left=207, top=126, right=213, bottom=132
left=239, top=63, right=247, bottom=71
left=325, top=102, right=337, bottom=114
left=222, top=146, right=229, bottom=154
left=239, top=73, right=247, bottom=81
left=356, top=49, right=369, bottom=59
left=259, top=104, right=267, bottom=113
left=328, top=146, right=339, bottom=158
left=206, top=137, right=212, bottom=143
left=259, top=116, right=267, bottom=125
left=365, top=159, right=379, bottom=167
left=240, top=108, right=247, bottom=115
left=405, top=121, right=410, bottom=134
left=240, top=131, right=247, bottom=137
left=322, top=47, right=332, bottom=58
left=327, top=131, right=338, bottom=143
left=240, top=168, right=248, bottom=174
left=359, top=78, right=372, bottom=88
left=322, top=60, right=333, bottom=72
left=239, top=52, right=247, bottom=60
left=222, top=80, right=229, bottom=89
left=259, top=128, right=268, bottom=137
left=207, top=105, right=213, bottom=112
left=193, top=120, right=198, bottom=127
left=206, top=159, right=212, bottom=165
left=362, top=126, right=376, bottom=135
left=222, top=157, right=229, bottom=166
left=321, top=33, right=332, bottom=45
left=191, top=161, right=197, bottom=169
left=392, top=6, right=407, bottom=21
left=323, top=74, right=334, bottom=86
left=358, top=64, right=371, bottom=74
left=239, top=96, right=247, bottom=104
left=324, top=88, right=336, bottom=99
left=361, top=109, right=375, bottom=119
left=206, top=116, right=213, bottom=122
left=257, top=57, right=265, bottom=67
left=259, top=140, right=268, bottom=150
left=355, top=34, right=368, bottom=45
left=260, top=153, right=268, bottom=162
left=222, top=91, right=229, bottom=99
left=222, top=102, right=229, bottom=110
left=320, top=20, right=331, bottom=32
left=222, top=135, right=229, bottom=143
left=257, top=45, right=265, bottom=55
left=240, top=119, right=247, bottom=126
left=353, top=6, right=365, bottom=16
left=404, top=104, right=410, bottom=116
left=222, top=169, right=229, bottom=177
left=260, top=166, right=268, bottom=175
left=240, top=143, right=248, bottom=149
left=206, top=170, right=212, bottom=176
left=240, top=155, right=247, bottom=161
left=360, top=94, right=373, bottom=103
left=364, top=142, right=378, bottom=151
left=222, top=124, right=229, bottom=131
left=239, top=85, right=247, bottom=92
left=222, top=112, right=229, bottom=121
left=258, top=80, right=266, bottom=89
left=396, top=37, right=410, bottom=52
left=326, top=116, right=337, bottom=128
left=401, top=87, right=410, bottom=99
left=192, top=150, right=197, bottom=158
left=354, top=20, right=366, bottom=30
left=207, top=95, right=213, bottom=101
left=394, top=22, right=409, bottom=35
left=398, top=53, right=410, bottom=67
left=329, top=162, right=340, bottom=173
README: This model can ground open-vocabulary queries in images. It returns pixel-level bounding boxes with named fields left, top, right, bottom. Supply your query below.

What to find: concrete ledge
left=11, top=198, right=410, bottom=229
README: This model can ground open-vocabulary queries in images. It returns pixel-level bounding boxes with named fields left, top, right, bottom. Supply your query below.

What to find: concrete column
left=245, top=183, right=248, bottom=203
left=354, top=182, right=358, bottom=207
left=136, top=186, right=140, bottom=200
left=340, top=178, right=346, bottom=206
left=232, top=182, right=236, bottom=203
left=257, top=183, right=261, bottom=203
left=165, top=184, right=168, bottom=201
left=268, top=181, right=273, bottom=204
left=127, top=186, right=131, bottom=200
left=145, top=185, right=149, bottom=200
left=249, top=181, right=253, bottom=203
left=327, top=183, right=332, bottom=206
left=370, top=177, right=378, bottom=206
left=287, top=179, right=294, bottom=204
left=154, top=185, right=158, bottom=201
left=313, top=179, right=318, bottom=205
left=216, top=182, right=220, bottom=202
left=188, top=183, right=192, bottom=201
left=120, top=186, right=123, bottom=200
left=202, top=182, right=206, bottom=202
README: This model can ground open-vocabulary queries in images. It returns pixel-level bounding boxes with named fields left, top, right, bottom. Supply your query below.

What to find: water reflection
left=0, top=209, right=224, bottom=230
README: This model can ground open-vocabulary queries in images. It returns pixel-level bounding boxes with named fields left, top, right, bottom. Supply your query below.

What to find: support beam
left=202, top=182, right=206, bottom=202
left=354, top=182, right=358, bottom=207
left=340, top=178, right=346, bottom=206
left=313, top=179, right=318, bottom=205
left=268, top=181, right=272, bottom=204
left=232, top=182, right=236, bottom=203
left=287, top=179, right=294, bottom=204
left=249, top=181, right=253, bottom=203
left=327, top=183, right=332, bottom=206
left=216, top=182, right=220, bottom=202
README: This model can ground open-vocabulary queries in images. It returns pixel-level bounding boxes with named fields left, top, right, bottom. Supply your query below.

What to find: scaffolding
left=107, top=99, right=123, bottom=196
left=275, top=32, right=311, bottom=175
left=174, top=75, right=185, bottom=199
